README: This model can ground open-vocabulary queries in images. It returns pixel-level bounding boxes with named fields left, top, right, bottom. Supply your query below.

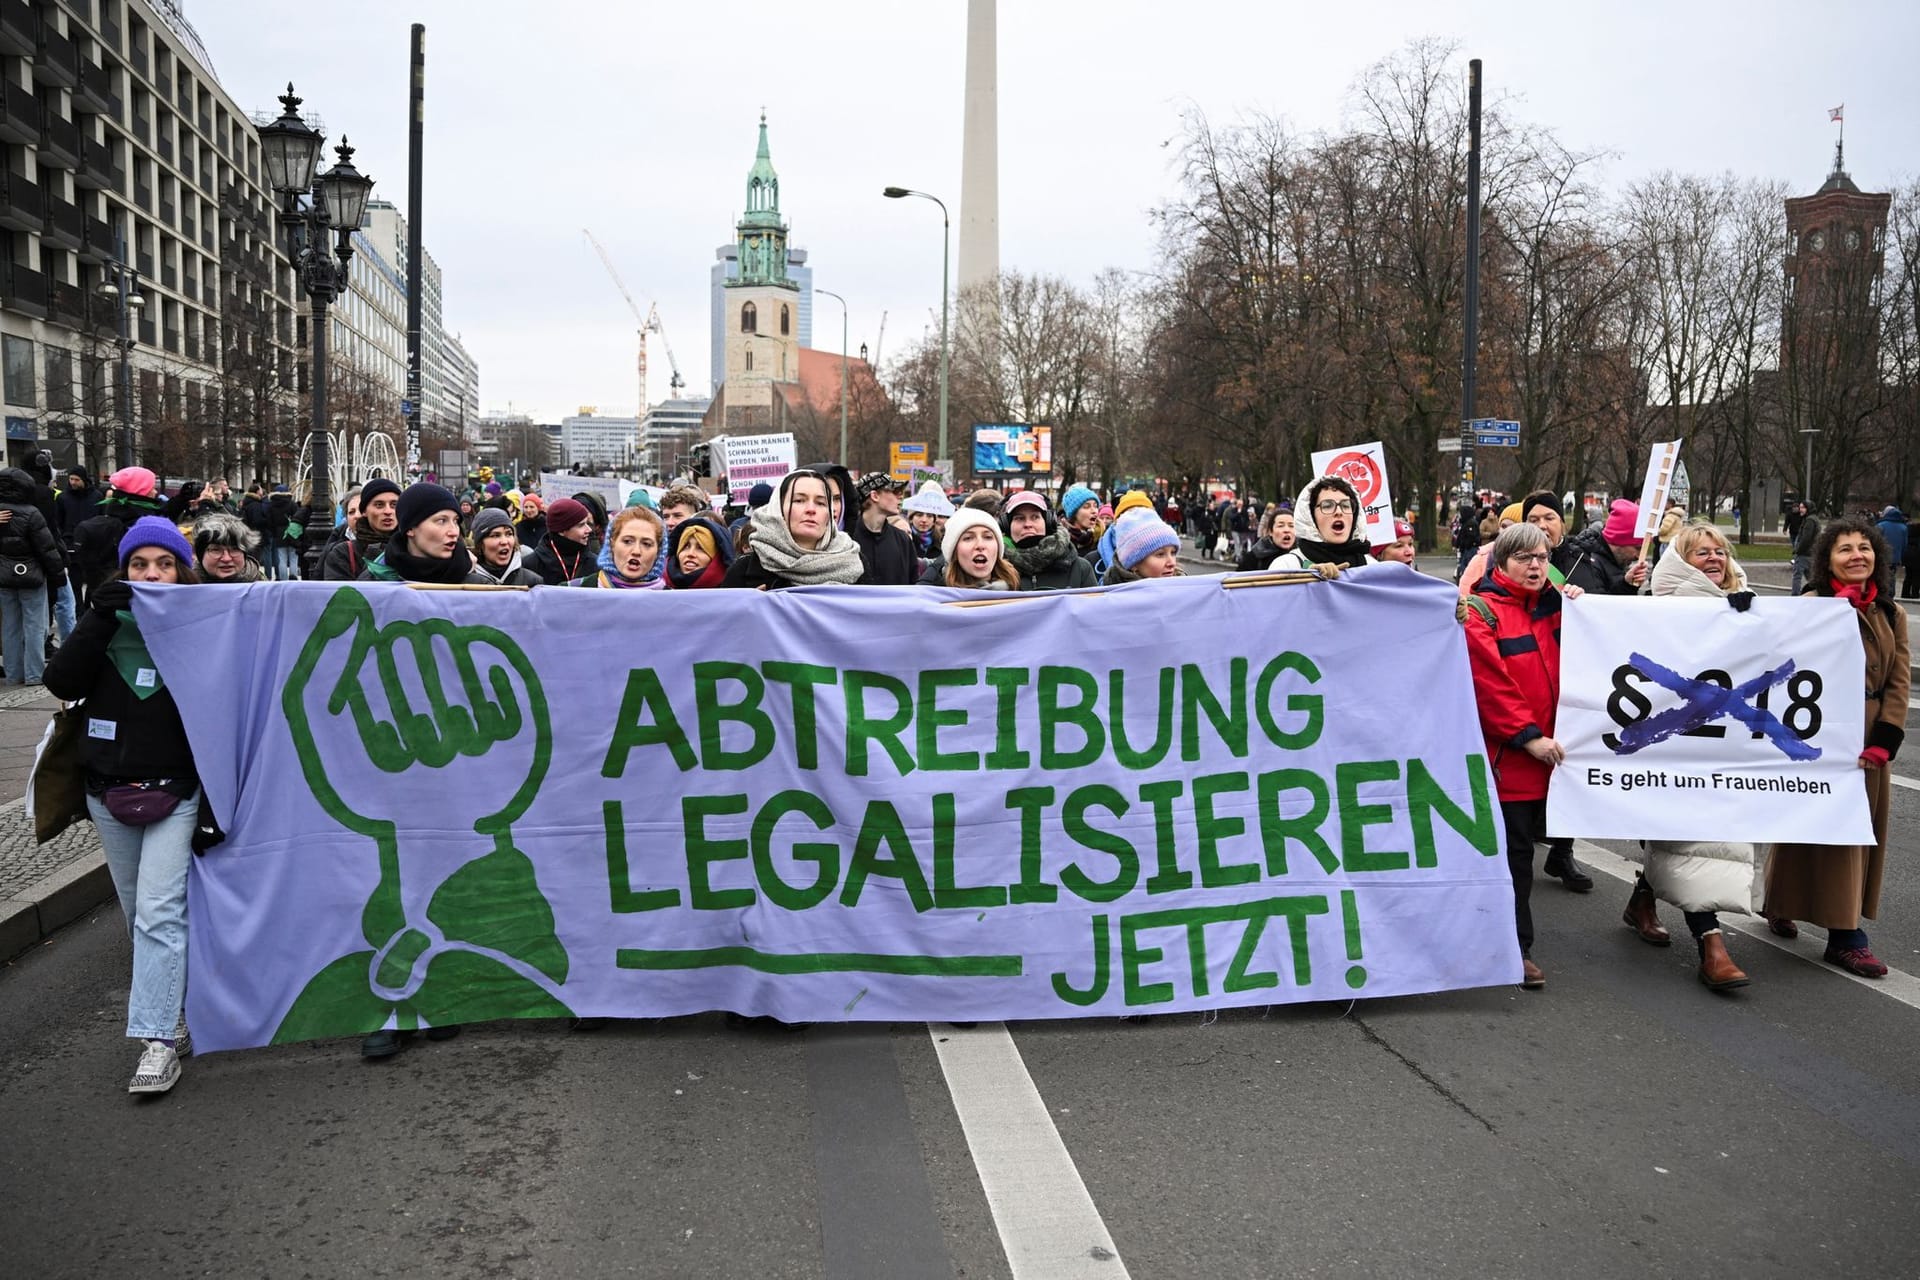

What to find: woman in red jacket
left=1463, top=522, right=1584, bottom=991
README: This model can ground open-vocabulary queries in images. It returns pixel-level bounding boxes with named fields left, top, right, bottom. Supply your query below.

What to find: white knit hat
left=940, top=507, right=1002, bottom=566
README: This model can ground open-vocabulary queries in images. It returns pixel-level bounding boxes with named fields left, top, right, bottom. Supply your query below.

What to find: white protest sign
left=1633, top=440, right=1683, bottom=537
left=539, top=471, right=632, bottom=516
left=1310, top=440, right=1397, bottom=546
left=1548, top=595, right=1872, bottom=844
left=720, top=432, right=797, bottom=505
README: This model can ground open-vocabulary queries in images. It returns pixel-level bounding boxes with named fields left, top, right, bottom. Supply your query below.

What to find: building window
left=745, top=349, right=754, bottom=372
left=3, top=336, right=35, bottom=407
left=45, top=346, right=72, bottom=412
left=781, top=304, right=790, bottom=336
left=741, top=301, right=757, bottom=333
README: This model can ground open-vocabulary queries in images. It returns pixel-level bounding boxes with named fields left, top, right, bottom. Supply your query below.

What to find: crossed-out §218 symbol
left=1601, top=653, right=1823, bottom=761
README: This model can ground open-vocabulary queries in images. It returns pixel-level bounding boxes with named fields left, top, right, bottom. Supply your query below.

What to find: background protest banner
left=716, top=432, right=796, bottom=504
left=1548, top=596, right=1872, bottom=843
left=1309, top=441, right=1397, bottom=546
left=136, top=570, right=1520, bottom=1053
left=1632, top=440, right=1683, bottom=537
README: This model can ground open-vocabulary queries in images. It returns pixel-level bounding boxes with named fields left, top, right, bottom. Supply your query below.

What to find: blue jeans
left=89, top=789, right=199, bottom=1040
left=0, top=585, right=49, bottom=683
left=273, top=545, right=299, bottom=581
left=51, top=579, right=74, bottom=642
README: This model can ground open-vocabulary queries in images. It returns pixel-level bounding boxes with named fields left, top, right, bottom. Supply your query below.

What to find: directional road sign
left=1437, top=436, right=1463, bottom=454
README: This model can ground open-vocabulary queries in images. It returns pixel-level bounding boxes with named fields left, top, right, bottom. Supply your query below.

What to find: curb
left=0, top=850, right=113, bottom=962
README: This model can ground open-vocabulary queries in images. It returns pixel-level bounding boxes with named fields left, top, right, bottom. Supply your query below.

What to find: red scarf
left=1831, top=577, right=1878, bottom=612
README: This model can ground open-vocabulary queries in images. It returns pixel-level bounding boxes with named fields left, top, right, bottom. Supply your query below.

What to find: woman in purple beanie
left=43, top=515, right=204, bottom=1096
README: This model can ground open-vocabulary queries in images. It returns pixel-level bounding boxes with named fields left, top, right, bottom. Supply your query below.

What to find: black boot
left=1542, top=840, right=1594, bottom=893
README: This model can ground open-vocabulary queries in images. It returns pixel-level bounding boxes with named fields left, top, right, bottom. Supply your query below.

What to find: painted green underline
left=616, top=947, right=1024, bottom=978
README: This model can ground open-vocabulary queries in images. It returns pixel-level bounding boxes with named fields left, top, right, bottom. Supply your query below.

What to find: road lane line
left=1889, top=774, right=1920, bottom=794
left=1568, top=840, right=1920, bottom=1012
left=930, top=1023, right=1129, bottom=1279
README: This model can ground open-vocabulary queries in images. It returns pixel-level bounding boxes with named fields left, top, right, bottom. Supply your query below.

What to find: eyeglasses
left=1315, top=500, right=1355, bottom=514
left=1508, top=552, right=1551, bottom=565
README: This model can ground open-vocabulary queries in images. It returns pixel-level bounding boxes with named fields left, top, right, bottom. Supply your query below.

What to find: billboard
left=972, top=424, right=1052, bottom=474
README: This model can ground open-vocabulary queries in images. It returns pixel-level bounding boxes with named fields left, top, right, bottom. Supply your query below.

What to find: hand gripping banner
left=134, top=567, right=1521, bottom=1052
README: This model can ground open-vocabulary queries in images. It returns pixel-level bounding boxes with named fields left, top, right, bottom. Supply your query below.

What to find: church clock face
left=1808, top=230, right=1826, bottom=251
left=1846, top=229, right=1861, bottom=250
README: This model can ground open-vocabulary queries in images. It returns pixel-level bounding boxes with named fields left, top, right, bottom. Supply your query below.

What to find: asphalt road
left=4, top=559, right=1915, bottom=1279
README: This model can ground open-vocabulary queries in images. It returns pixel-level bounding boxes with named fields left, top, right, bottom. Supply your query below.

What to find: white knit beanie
left=941, top=507, right=1003, bottom=565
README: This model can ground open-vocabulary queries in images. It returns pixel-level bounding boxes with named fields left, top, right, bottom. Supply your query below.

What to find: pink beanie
left=109, top=465, right=157, bottom=498
left=1601, top=499, right=1640, bottom=547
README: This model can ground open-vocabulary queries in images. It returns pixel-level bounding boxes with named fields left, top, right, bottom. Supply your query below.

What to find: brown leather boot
left=1697, top=930, right=1750, bottom=990
left=1621, top=879, right=1671, bottom=946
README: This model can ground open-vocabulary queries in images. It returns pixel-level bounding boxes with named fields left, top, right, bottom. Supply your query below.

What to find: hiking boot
left=1697, top=931, right=1750, bottom=990
left=128, top=1040, right=181, bottom=1095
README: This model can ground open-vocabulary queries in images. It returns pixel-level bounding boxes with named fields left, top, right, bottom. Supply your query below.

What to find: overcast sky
left=187, top=0, right=1919, bottom=423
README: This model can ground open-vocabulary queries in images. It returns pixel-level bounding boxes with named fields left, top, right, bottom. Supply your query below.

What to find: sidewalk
left=0, top=685, right=112, bottom=961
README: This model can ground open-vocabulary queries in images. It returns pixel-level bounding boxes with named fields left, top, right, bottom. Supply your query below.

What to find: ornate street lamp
left=257, top=84, right=374, bottom=577
left=96, top=236, right=144, bottom=469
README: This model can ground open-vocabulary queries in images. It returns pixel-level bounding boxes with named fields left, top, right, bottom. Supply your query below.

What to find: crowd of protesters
left=5, top=453, right=1907, bottom=1098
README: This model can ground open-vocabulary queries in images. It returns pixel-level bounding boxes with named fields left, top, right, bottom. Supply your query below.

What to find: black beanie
left=1521, top=489, right=1562, bottom=522
left=360, top=477, right=402, bottom=510
left=395, top=482, right=460, bottom=533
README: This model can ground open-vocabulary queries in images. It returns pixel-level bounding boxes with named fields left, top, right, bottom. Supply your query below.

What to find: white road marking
left=1889, top=774, right=1920, bottom=794
left=1568, top=840, right=1920, bottom=1012
left=930, top=1023, right=1129, bottom=1278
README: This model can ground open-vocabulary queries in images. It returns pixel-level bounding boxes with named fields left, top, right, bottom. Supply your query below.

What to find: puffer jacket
left=1635, top=550, right=1755, bottom=913
left=0, top=468, right=64, bottom=590
left=1463, top=567, right=1563, bottom=801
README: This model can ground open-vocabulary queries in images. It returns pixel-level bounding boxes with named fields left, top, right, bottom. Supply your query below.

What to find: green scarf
left=106, top=610, right=165, bottom=699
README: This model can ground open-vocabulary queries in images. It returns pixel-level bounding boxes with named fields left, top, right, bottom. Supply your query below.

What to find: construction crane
left=583, top=230, right=684, bottom=439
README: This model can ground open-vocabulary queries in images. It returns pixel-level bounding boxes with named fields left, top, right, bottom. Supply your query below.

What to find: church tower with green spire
left=721, top=113, right=801, bottom=423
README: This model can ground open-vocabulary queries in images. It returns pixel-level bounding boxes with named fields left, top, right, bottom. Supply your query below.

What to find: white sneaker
left=128, top=1039, right=181, bottom=1095
left=174, top=1015, right=192, bottom=1060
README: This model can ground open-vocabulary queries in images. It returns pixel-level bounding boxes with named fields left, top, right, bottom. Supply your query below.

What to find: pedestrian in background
left=1762, top=516, right=1909, bottom=979
left=193, top=511, right=265, bottom=585
left=0, top=467, right=64, bottom=685
left=44, top=516, right=204, bottom=1094
left=1789, top=502, right=1819, bottom=596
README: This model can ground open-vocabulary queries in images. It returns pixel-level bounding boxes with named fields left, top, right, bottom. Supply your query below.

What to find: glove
left=1727, top=591, right=1755, bottom=612
left=89, top=579, right=133, bottom=614
left=1859, top=746, right=1890, bottom=769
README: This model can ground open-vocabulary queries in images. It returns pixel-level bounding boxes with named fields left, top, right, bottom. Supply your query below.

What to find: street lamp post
left=97, top=228, right=144, bottom=469
left=815, top=287, right=849, bottom=462
left=882, top=187, right=949, bottom=465
left=257, top=84, right=375, bottom=579
left=1800, top=428, right=1820, bottom=511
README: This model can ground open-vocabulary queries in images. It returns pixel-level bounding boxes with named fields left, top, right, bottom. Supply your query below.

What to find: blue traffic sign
left=1474, top=434, right=1520, bottom=447
left=400, top=400, right=415, bottom=417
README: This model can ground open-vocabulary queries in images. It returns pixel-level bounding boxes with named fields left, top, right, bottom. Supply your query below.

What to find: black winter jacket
left=0, top=469, right=64, bottom=590
left=43, top=601, right=197, bottom=784
left=1556, top=525, right=1636, bottom=596
left=849, top=518, right=919, bottom=586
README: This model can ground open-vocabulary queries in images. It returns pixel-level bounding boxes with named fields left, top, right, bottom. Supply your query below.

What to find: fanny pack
left=100, top=780, right=191, bottom=827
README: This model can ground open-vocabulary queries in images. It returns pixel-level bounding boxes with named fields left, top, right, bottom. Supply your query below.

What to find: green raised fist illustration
left=276, top=589, right=571, bottom=1042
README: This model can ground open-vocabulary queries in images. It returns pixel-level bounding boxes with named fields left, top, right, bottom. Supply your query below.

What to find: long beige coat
left=1764, top=599, right=1911, bottom=928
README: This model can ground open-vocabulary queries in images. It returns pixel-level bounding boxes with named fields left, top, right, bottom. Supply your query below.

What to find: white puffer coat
left=1637, top=548, right=1754, bottom=914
